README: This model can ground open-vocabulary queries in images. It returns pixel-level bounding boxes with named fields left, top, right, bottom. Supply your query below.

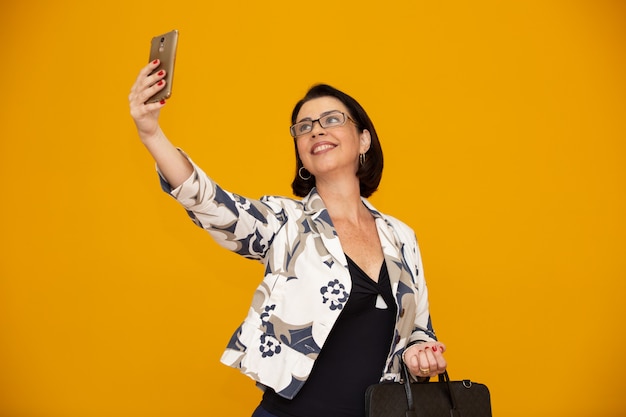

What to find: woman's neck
left=316, top=177, right=368, bottom=224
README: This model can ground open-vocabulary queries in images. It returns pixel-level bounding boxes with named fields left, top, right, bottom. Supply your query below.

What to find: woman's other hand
left=402, top=342, right=447, bottom=378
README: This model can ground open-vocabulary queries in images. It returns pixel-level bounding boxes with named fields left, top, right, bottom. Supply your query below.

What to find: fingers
left=403, top=342, right=447, bottom=378
left=129, top=59, right=167, bottom=107
left=417, top=345, right=447, bottom=376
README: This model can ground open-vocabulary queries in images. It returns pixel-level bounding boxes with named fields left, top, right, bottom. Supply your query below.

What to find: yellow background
left=1, top=1, right=625, bottom=416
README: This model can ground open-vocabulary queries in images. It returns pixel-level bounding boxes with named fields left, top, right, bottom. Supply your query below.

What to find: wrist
left=402, top=340, right=428, bottom=364
left=139, top=126, right=164, bottom=145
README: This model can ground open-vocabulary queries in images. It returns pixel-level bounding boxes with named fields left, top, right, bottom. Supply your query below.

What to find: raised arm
left=128, top=59, right=192, bottom=188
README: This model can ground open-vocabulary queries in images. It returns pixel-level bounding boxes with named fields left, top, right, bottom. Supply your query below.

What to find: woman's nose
left=310, top=120, right=326, bottom=136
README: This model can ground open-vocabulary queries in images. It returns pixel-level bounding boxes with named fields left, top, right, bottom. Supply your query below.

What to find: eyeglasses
left=290, top=111, right=356, bottom=138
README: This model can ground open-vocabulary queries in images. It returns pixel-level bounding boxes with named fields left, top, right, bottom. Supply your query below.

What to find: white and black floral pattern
left=259, top=334, right=282, bottom=358
left=320, top=279, right=349, bottom=310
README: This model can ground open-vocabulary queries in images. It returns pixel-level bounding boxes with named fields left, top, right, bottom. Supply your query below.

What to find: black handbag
left=365, top=365, right=492, bottom=417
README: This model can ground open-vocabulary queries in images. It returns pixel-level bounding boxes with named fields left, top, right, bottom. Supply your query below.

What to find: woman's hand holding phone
left=128, top=29, right=192, bottom=188
left=128, top=59, right=167, bottom=141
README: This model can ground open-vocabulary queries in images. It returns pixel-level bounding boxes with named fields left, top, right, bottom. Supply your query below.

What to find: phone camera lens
left=160, top=37, right=165, bottom=42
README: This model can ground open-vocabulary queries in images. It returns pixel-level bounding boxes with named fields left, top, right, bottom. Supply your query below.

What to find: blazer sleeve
left=158, top=151, right=287, bottom=261
left=386, top=215, right=438, bottom=345
left=407, top=238, right=438, bottom=345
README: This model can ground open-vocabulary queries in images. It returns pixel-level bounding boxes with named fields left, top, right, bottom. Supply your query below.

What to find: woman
left=129, top=59, right=447, bottom=417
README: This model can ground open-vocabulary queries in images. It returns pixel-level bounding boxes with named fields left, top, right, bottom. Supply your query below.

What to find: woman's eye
left=324, top=115, right=341, bottom=125
left=298, top=123, right=312, bottom=133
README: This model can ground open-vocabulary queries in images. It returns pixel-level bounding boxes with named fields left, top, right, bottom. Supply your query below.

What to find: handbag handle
left=401, top=364, right=460, bottom=417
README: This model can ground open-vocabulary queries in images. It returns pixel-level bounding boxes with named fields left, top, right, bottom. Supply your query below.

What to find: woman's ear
left=360, top=129, right=371, bottom=154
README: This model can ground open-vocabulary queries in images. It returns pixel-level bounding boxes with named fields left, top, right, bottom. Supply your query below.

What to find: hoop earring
left=298, top=166, right=312, bottom=180
left=359, top=153, right=366, bottom=166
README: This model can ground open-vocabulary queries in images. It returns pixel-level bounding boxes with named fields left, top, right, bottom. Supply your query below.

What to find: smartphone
left=146, top=30, right=179, bottom=103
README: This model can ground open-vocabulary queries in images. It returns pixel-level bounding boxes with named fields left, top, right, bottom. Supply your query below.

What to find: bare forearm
left=141, top=126, right=193, bottom=189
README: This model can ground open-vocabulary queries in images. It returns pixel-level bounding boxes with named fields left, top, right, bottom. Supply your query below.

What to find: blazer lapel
left=363, top=199, right=410, bottom=292
left=302, top=189, right=348, bottom=268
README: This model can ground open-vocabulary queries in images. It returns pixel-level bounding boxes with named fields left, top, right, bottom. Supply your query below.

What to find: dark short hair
left=290, top=84, right=384, bottom=198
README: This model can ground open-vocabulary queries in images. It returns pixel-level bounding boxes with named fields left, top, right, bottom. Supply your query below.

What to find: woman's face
left=294, top=96, right=370, bottom=182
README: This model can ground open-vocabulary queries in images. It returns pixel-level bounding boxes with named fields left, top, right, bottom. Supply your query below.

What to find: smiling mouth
left=312, top=143, right=336, bottom=154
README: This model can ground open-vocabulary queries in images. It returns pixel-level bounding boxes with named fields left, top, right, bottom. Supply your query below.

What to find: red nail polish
left=152, top=59, right=158, bottom=64
left=159, top=99, right=166, bottom=105
left=157, top=80, right=164, bottom=86
left=157, top=70, right=164, bottom=76
left=432, top=346, right=438, bottom=352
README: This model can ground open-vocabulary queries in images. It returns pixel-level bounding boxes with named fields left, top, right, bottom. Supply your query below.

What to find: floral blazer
left=161, top=154, right=438, bottom=400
